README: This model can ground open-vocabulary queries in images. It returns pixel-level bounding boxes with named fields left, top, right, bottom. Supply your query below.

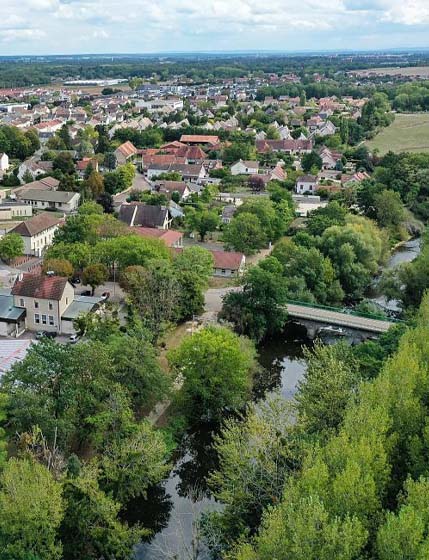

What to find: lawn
left=366, top=113, right=429, bottom=155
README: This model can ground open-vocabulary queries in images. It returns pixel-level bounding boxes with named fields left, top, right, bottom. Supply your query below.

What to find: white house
left=230, top=159, right=259, bottom=176
left=20, top=190, right=80, bottom=213
left=0, top=153, right=9, bottom=173
left=295, top=175, right=319, bottom=194
left=9, top=212, right=62, bottom=257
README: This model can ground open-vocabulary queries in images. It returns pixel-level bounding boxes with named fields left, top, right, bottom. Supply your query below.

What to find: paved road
left=286, top=304, right=393, bottom=333
left=202, top=287, right=394, bottom=333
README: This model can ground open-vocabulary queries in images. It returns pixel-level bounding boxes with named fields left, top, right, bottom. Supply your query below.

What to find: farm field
left=354, top=66, right=429, bottom=77
left=365, top=113, right=429, bottom=155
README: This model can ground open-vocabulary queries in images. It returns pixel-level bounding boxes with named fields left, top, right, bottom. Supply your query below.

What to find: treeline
left=3, top=52, right=429, bottom=88
left=222, top=202, right=389, bottom=341
left=203, top=295, right=429, bottom=560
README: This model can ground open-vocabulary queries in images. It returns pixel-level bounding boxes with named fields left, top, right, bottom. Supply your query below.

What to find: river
left=132, top=238, right=421, bottom=560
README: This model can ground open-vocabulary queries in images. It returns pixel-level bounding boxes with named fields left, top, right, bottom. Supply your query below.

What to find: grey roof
left=21, top=190, right=80, bottom=203
left=61, top=295, right=102, bottom=321
left=119, top=203, right=169, bottom=228
left=0, top=293, right=26, bottom=322
left=0, top=339, right=33, bottom=375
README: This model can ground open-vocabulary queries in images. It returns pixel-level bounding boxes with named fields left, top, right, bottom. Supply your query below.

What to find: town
left=0, top=46, right=429, bottom=560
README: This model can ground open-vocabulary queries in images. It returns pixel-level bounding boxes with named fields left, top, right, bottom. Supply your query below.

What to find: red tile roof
left=133, top=227, right=183, bottom=247
left=116, top=141, right=138, bottom=159
left=180, top=134, right=219, bottom=146
left=211, top=250, right=244, bottom=270
left=12, top=274, right=69, bottom=300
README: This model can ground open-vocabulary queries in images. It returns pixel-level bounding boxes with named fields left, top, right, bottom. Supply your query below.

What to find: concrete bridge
left=286, top=301, right=398, bottom=339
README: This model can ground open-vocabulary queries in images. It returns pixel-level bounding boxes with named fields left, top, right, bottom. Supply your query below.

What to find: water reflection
left=257, top=323, right=311, bottom=400
left=135, top=325, right=312, bottom=559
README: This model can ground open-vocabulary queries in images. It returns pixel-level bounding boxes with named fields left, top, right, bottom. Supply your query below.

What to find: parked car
left=36, top=331, right=57, bottom=339
left=71, top=276, right=81, bottom=284
left=101, top=291, right=110, bottom=301
left=69, top=334, right=79, bottom=344
left=81, top=290, right=91, bottom=296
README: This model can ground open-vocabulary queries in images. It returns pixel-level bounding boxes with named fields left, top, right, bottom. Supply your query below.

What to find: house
left=0, top=292, right=26, bottom=337
left=179, top=134, right=220, bottom=147
left=11, top=274, right=102, bottom=335
left=319, top=147, right=342, bottom=170
left=19, top=190, right=80, bottom=213
left=119, top=203, right=171, bottom=229
left=211, top=250, right=246, bottom=277
left=114, top=141, right=138, bottom=166
left=295, top=175, right=319, bottom=194
left=12, top=176, right=60, bottom=199
left=76, top=157, right=99, bottom=178
left=18, top=159, right=53, bottom=182
left=133, top=227, right=184, bottom=248
left=221, top=205, right=237, bottom=224
left=0, top=202, right=32, bottom=220
left=256, top=138, right=313, bottom=155
left=147, top=163, right=206, bottom=183
left=9, top=212, right=62, bottom=256
left=0, top=153, right=9, bottom=173
left=154, top=180, right=191, bottom=201
left=230, top=160, right=259, bottom=176
left=11, top=274, right=74, bottom=333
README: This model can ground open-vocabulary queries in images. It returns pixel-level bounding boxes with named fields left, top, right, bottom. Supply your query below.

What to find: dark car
left=81, top=290, right=92, bottom=296
left=36, top=331, right=57, bottom=339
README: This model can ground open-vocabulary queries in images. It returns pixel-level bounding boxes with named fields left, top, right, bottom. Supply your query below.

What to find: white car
left=69, top=334, right=80, bottom=344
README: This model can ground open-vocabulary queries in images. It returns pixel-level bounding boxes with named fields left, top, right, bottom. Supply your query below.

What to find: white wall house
left=10, top=213, right=62, bottom=257
left=0, top=153, right=9, bottom=172
left=20, top=190, right=80, bottom=213
left=230, top=159, right=259, bottom=175
left=295, top=175, right=319, bottom=195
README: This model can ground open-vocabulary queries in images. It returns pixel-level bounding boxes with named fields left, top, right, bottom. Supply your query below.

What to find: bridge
left=285, top=300, right=400, bottom=338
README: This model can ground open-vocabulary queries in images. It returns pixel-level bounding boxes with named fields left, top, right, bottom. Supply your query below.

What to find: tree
left=53, top=152, right=75, bottom=175
left=120, top=260, right=179, bottom=341
left=205, top=396, right=298, bottom=555
left=168, top=326, right=256, bottom=421
left=0, top=458, right=63, bottom=560
left=373, top=189, right=405, bottom=230
left=296, top=342, right=360, bottom=438
left=22, top=169, right=34, bottom=183
left=84, top=171, right=104, bottom=199
left=248, top=175, right=266, bottom=193
left=97, top=192, right=114, bottom=214
left=58, top=124, right=72, bottom=150
left=104, top=152, right=116, bottom=170
left=221, top=259, right=289, bottom=341
left=186, top=209, right=219, bottom=242
left=82, top=263, right=108, bottom=295
left=61, top=464, right=143, bottom=560
left=223, top=213, right=266, bottom=255
left=42, top=258, right=73, bottom=278
left=307, top=201, right=347, bottom=236
left=174, top=246, right=214, bottom=282
left=301, top=150, right=323, bottom=173
left=78, top=201, right=104, bottom=216
left=100, top=421, right=169, bottom=502
left=0, top=232, right=23, bottom=262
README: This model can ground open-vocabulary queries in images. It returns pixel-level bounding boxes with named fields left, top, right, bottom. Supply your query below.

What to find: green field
left=366, top=113, right=429, bottom=155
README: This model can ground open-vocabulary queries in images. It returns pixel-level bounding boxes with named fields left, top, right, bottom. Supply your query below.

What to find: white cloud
left=1, top=0, right=429, bottom=54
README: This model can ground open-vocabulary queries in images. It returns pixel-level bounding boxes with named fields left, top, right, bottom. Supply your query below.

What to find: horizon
left=2, top=0, right=429, bottom=56
left=3, top=47, right=429, bottom=60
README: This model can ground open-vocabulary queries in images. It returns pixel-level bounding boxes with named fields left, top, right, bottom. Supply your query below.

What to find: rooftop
left=12, top=274, right=69, bottom=301
left=10, top=212, right=61, bottom=237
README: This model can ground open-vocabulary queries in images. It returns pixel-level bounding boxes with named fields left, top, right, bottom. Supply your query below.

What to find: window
left=34, top=301, right=39, bottom=309
left=48, top=316, right=54, bottom=326
left=49, top=302, right=53, bottom=310
left=42, top=315, right=47, bottom=325
left=221, top=269, right=226, bottom=274
left=34, top=313, right=40, bottom=324
left=66, top=298, right=69, bottom=305
left=19, top=298, right=24, bottom=307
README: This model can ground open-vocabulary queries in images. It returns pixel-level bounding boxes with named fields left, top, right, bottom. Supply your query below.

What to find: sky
left=2, top=0, right=429, bottom=56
